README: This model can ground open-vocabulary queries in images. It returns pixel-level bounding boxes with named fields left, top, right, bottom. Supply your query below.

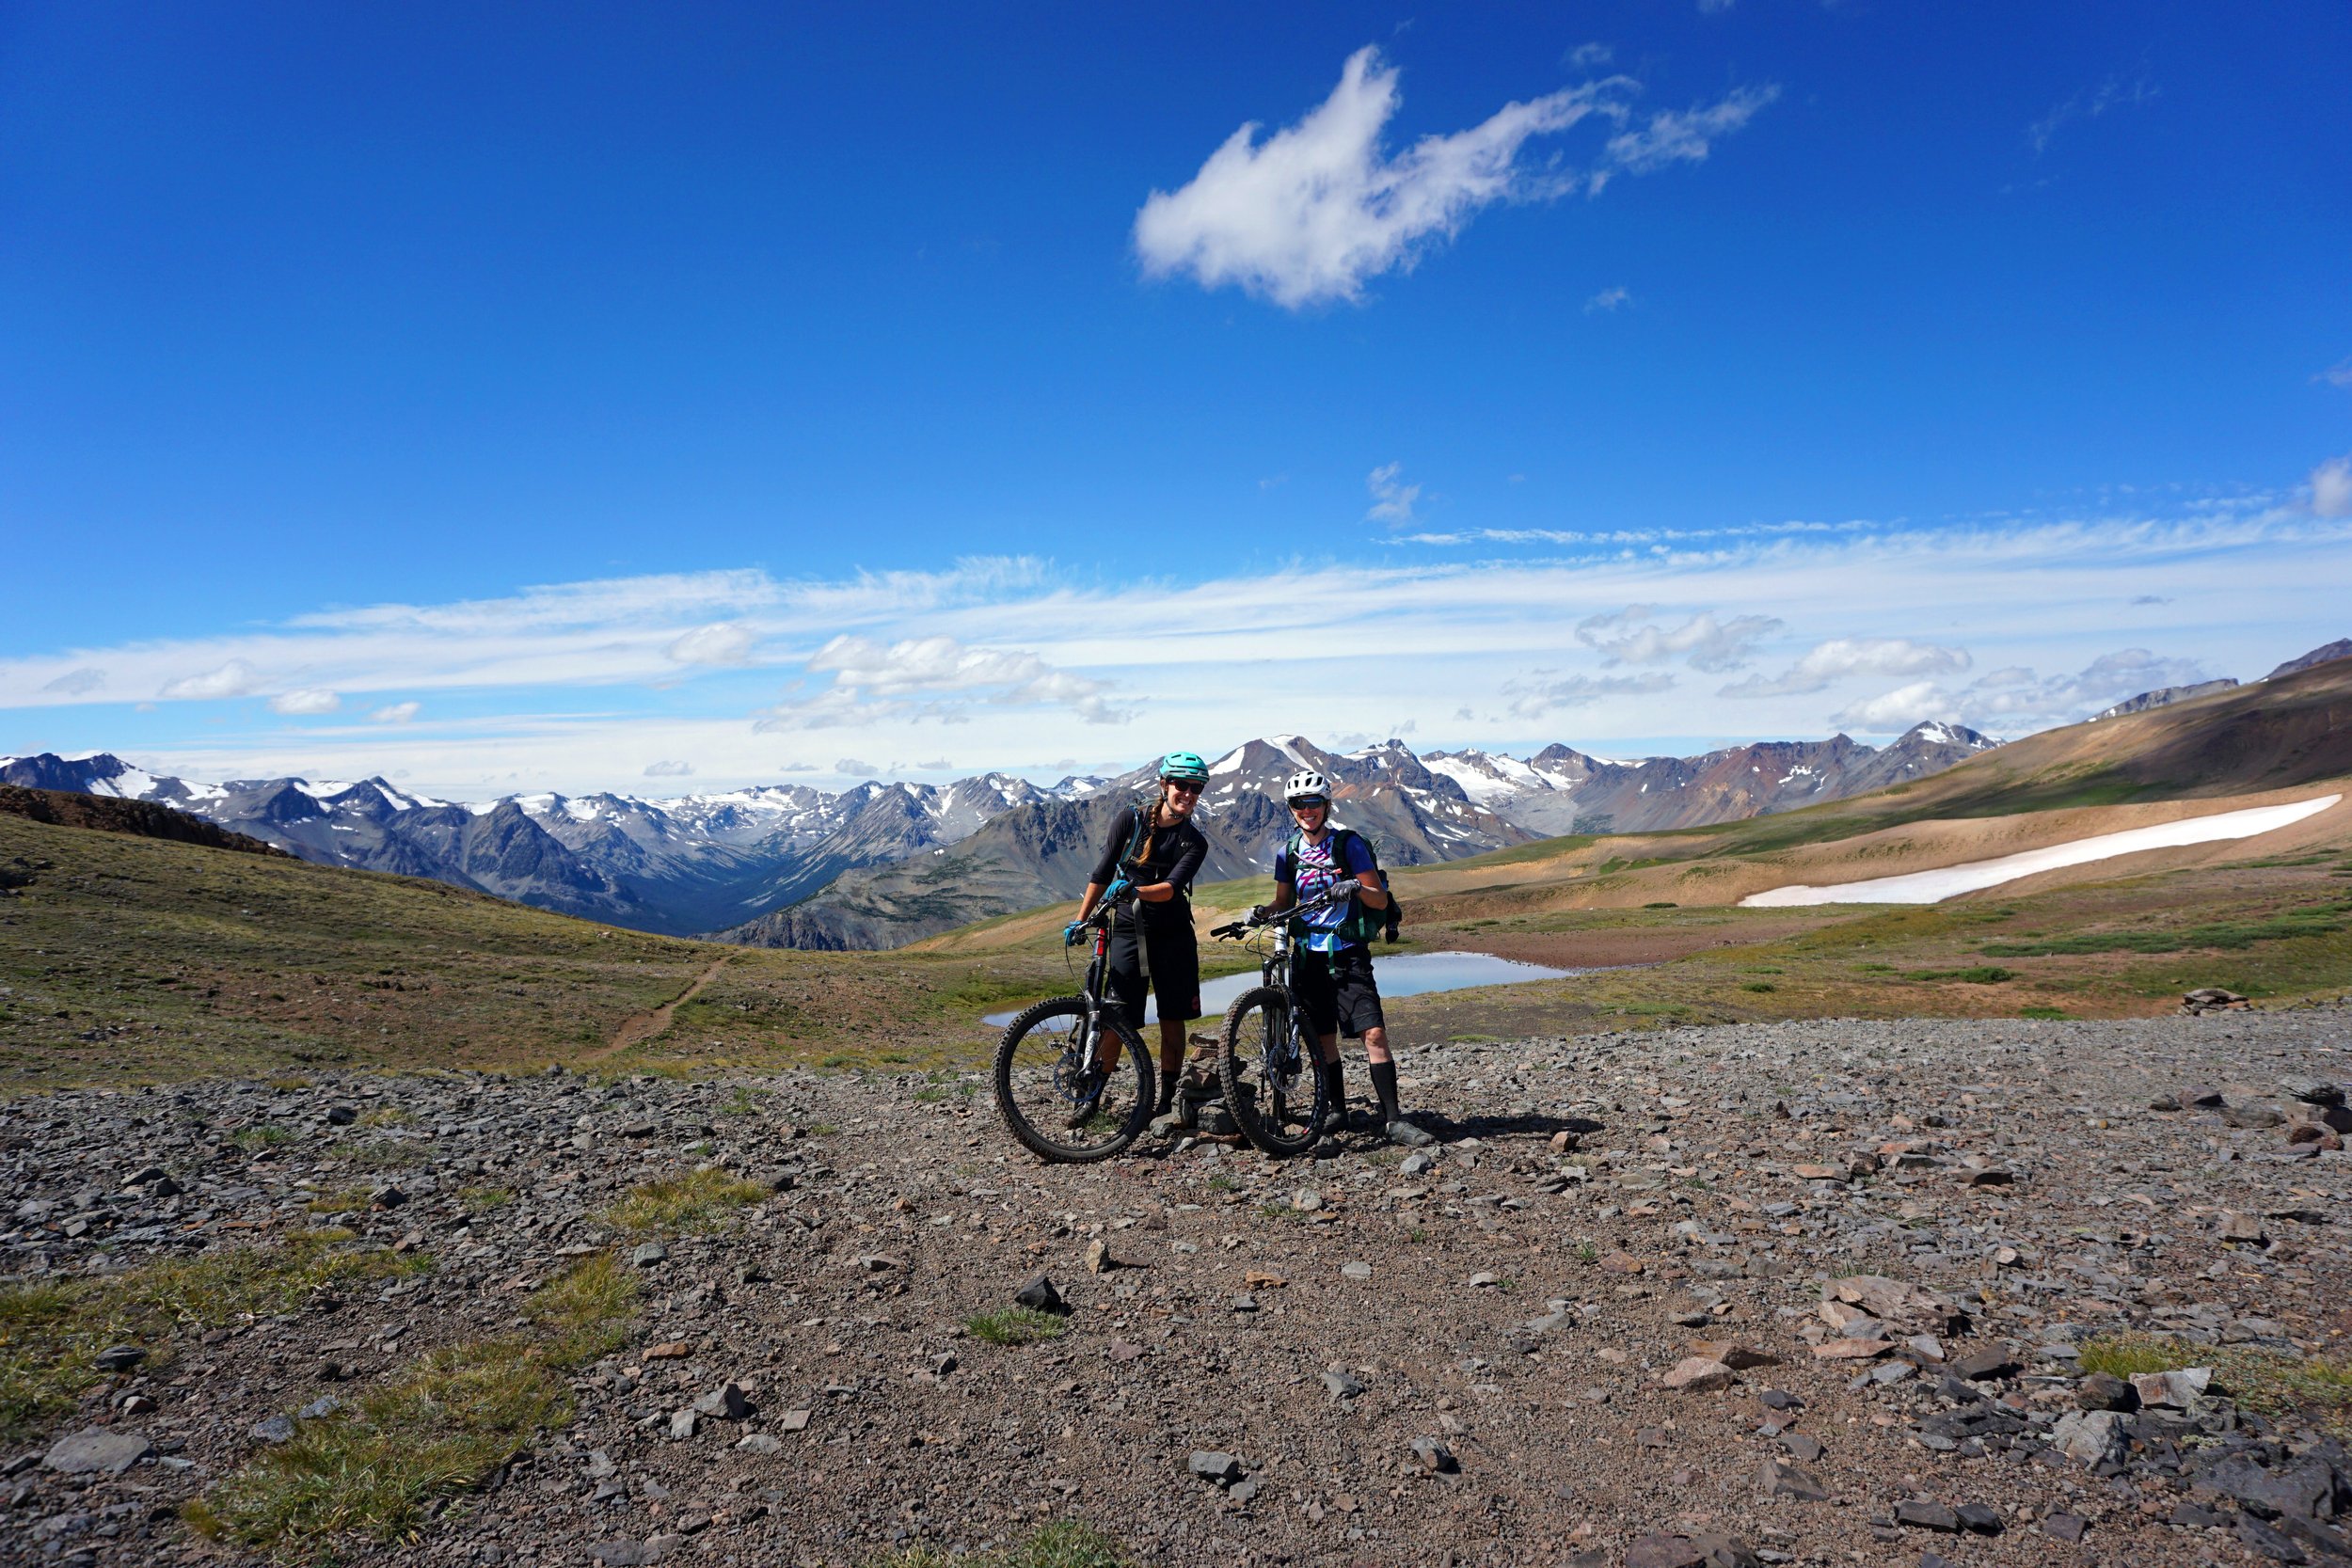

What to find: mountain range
left=0, top=721, right=1998, bottom=946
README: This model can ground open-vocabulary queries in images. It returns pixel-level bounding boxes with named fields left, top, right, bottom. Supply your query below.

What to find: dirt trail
left=587, top=956, right=730, bottom=1061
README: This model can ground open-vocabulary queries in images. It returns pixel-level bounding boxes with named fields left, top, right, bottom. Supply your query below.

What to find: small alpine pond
left=982, top=949, right=1579, bottom=1029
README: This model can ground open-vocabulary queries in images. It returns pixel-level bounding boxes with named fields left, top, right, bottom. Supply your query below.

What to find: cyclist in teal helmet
left=1068, top=751, right=1213, bottom=1123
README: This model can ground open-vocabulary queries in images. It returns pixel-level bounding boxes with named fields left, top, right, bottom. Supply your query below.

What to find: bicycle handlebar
left=1210, top=885, right=1356, bottom=942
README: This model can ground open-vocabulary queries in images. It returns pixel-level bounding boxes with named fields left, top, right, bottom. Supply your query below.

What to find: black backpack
left=1288, top=826, right=1403, bottom=943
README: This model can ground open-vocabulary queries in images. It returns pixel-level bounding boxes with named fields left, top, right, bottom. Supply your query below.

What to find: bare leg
left=1362, top=1024, right=1391, bottom=1065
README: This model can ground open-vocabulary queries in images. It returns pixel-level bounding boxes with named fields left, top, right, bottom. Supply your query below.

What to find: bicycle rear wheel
left=1219, top=985, right=1324, bottom=1158
left=993, top=996, right=1154, bottom=1163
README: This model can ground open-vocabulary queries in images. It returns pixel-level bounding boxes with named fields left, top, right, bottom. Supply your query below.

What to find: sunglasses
left=1288, top=798, right=1328, bottom=811
left=1165, top=782, right=1202, bottom=796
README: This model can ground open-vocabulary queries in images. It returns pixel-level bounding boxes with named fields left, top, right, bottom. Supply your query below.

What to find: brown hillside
left=0, top=784, right=290, bottom=858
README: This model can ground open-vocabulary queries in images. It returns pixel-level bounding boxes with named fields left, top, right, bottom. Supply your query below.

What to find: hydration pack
left=1289, top=826, right=1403, bottom=943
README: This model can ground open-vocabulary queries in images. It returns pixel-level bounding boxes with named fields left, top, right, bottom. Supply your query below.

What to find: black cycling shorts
left=1105, top=917, right=1201, bottom=1029
left=1292, top=944, right=1385, bottom=1040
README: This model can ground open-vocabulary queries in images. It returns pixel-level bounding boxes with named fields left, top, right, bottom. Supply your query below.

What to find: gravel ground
left=6, top=1006, right=2352, bottom=1568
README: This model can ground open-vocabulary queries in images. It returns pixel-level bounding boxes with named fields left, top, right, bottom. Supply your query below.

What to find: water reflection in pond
left=983, top=949, right=1579, bottom=1030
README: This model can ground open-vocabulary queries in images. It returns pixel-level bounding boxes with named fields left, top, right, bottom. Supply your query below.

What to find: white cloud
left=2318, top=358, right=2352, bottom=389
left=1503, top=671, right=1675, bottom=719
left=663, top=623, right=757, bottom=666
left=40, top=668, right=104, bottom=695
left=1366, top=462, right=1422, bottom=524
left=1720, top=637, right=1972, bottom=698
left=1584, top=285, right=1632, bottom=312
left=642, top=759, right=693, bottom=777
left=268, top=689, right=342, bottom=716
left=834, top=757, right=880, bottom=777
left=1832, top=647, right=2210, bottom=734
left=1137, top=47, right=1756, bottom=309
left=2028, top=71, right=2158, bottom=155
left=1591, top=85, right=1778, bottom=191
left=754, top=635, right=1130, bottom=731
left=2311, top=456, right=2352, bottom=518
left=1567, top=43, right=1613, bottom=70
left=1829, top=681, right=1957, bottom=733
left=369, top=701, right=421, bottom=724
left=159, top=659, right=262, bottom=701
left=1577, top=606, right=1781, bottom=672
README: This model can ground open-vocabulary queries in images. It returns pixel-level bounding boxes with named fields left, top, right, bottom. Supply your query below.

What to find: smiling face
left=1160, top=779, right=1202, bottom=820
left=1288, top=798, right=1328, bottom=834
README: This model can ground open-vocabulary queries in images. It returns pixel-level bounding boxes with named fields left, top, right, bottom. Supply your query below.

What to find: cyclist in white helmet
left=1257, top=768, right=1433, bottom=1146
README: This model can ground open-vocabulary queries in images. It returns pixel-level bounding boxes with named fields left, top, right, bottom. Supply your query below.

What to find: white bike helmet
left=1283, top=769, right=1329, bottom=805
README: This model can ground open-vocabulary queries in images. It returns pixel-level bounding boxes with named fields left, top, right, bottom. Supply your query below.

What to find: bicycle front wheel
left=1219, top=985, right=1323, bottom=1158
left=993, top=996, right=1154, bottom=1163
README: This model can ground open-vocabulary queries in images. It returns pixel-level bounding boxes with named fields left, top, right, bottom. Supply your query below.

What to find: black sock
left=1321, top=1058, right=1345, bottom=1111
left=1369, top=1060, right=1401, bottom=1121
left=1156, top=1068, right=1178, bottom=1115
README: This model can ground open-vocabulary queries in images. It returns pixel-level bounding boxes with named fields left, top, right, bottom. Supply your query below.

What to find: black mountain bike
left=1209, top=888, right=1355, bottom=1159
left=992, top=885, right=1156, bottom=1163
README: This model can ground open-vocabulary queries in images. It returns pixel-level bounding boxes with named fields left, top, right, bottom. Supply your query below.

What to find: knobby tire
left=1219, top=985, right=1323, bottom=1158
left=993, top=995, right=1154, bottom=1164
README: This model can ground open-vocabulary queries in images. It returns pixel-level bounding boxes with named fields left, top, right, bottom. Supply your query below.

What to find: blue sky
left=3, top=2, right=2348, bottom=797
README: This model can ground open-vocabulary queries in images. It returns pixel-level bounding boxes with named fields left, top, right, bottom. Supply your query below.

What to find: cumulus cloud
left=754, top=635, right=1130, bottom=731
left=1567, top=43, right=1614, bottom=70
left=1829, top=681, right=1957, bottom=732
left=1584, top=285, right=1631, bottom=312
left=1134, top=48, right=1772, bottom=309
left=1720, top=637, right=1972, bottom=698
left=1831, top=647, right=2209, bottom=733
left=268, top=689, right=342, bottom=716
left=663, top=623, right=757, bottom=666
left=1577, top=606, right=1781, bottom=673
left=1503, top=670, right=1675, bottom=719
left=40, top=668, right=105, bottom=695
left=369, top=701, right=421, bottom=724
left=159, top=659, right=262, bottom=701
left=1134, top=48, right=1618, bottom=308
left=2311, top=455, right=2352, bottom=518
left=1366, top=463, right=1422, bottom=524
left=2318, top=358, right=2352, bottom=389
left=642, top=759, right=693, bottom=777
left=834, top=757, right=880, bottom=777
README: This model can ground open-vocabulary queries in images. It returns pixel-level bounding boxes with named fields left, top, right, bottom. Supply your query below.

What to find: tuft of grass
left=339, top=1140, right=423, bottom=1173
left=865, top=1520, right=1130, bottom=1568
left=2078, top=1334, right=2352, bottom=1430
left=1741, top=982, right=1776, bottom=993
left=187, top=1338, right=566, bottom=1548
left=0, top=1230, right=427, bottom=1441
left=305, top=1186, right=372, bottom=1215
left=523, top=1252, right=640, bottom=1369
left=962, top=1307, right=1066, bottom=1347
left=1901, top=966, right=2016, bottom=984
left=456, top=1184, right=514, bottom=1213
left=601, top=1169, right=767, bottom=1237
left=231, top=1125, right=294, bottom=1152
left=355, top=1106, right=416, bottom=1129
left=718, top=1085, right=770, bottom=1117
left=2019, top=1006, right=2069, bottom=1020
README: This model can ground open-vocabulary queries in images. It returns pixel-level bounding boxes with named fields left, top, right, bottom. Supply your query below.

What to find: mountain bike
left=1208, top=888, right=1356, bottom=1159
left=991, top=882, right=1156, bottom=1163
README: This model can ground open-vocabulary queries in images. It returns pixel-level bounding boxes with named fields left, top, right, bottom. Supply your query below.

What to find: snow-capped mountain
left=2, top=721, right=2003, bottom=943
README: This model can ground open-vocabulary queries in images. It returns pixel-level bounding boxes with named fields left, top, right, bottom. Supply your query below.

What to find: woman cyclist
left=1068, top=752, right=1213, bottom=1123
left=1260, top=769, right=1434, bottom=1147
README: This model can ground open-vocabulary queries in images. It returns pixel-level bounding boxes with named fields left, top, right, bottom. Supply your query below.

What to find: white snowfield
left=1740, top=793, right=2344, bottom=908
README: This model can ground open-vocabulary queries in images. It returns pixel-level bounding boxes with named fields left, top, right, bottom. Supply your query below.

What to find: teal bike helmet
left=1157, top=751, right=1210, bottom=785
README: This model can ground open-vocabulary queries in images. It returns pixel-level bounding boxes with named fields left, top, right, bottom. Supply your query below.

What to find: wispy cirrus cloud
left=1828, top=648, right=2210, bottom=734
left=1366, top=463, right=1422, bottom=525
left=2028, top=69, right=2158, bottom=155
left=1133, top=46, right=1773, bottom=309
left=2311, top=456, right=2352, bottom=518
left=8, top=499, right=2347, bottom=798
